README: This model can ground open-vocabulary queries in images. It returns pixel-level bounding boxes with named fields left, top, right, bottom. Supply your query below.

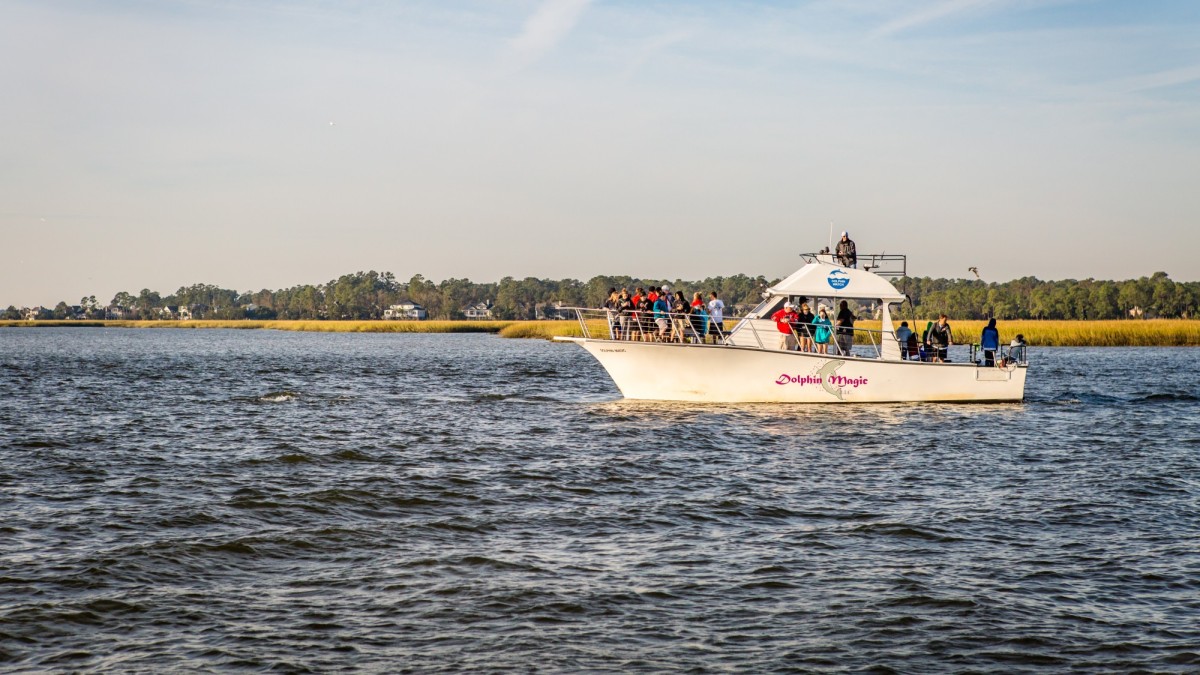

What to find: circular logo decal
left=827, top=269, right=850, bottom=290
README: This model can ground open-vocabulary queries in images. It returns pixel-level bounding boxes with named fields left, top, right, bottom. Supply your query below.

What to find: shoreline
left=2, top=319, right=1199, bottom=347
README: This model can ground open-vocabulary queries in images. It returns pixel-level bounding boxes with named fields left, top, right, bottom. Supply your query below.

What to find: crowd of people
left=603, top=287, right=1027, bottom=365
left=894, top=316, right=1026, bottom=364
left=769, top=298, right=856, bottom=355
left=603, top=286, right=727, bottom=343
left=768, top=304, right=1028, bottom=365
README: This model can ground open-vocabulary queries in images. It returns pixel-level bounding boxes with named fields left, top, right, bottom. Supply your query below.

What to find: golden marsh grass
left=856, top=319, right=1200, bottom=347
left=3, top=318, right=1199, bottom=346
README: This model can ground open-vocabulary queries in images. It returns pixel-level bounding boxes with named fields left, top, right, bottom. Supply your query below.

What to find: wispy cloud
left=619, top=29, right=693, bottom=81
left=510, top=0, right=592, bottom=66
left=1119, top=63, right=1200, bottom=93
left=870, top=0, right=1000, bottom=39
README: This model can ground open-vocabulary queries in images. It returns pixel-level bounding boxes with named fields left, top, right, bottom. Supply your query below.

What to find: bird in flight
left=968, top=266, right=979, bottom=279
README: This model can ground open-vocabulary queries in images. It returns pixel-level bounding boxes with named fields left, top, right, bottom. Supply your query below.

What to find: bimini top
left=767, top=259, right=906, bottom=303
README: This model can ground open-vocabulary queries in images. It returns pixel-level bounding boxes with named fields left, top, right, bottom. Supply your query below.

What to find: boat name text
left=775, top=373, right=869, bottom=388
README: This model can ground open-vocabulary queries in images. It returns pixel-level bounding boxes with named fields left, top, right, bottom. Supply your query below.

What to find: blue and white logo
left=827, top=269, right=850, bottom=290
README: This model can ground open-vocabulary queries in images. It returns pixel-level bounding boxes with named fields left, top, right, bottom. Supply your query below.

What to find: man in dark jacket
left=835, top=231, right=857, bottom=268
left=929, top=314, right=953, bottom=362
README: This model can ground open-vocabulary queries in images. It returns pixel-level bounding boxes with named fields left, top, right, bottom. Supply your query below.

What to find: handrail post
left=576, top=309, right=588, bottom=339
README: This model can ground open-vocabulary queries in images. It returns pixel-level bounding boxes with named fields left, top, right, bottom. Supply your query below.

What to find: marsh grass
left=4, top=318, right=1199, bottom=346
left=858, top=319, right=1200, bottom=347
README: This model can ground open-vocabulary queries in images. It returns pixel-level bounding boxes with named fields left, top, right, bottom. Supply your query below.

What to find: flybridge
left=800, top=252, right=907, bottom=278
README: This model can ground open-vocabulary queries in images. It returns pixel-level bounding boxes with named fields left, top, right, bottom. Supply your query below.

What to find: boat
left=553, top=253, right=1028, bottom=403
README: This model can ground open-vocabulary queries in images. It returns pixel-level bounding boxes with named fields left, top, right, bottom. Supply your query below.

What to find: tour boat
left=554, top=254, right=1028, bottom=403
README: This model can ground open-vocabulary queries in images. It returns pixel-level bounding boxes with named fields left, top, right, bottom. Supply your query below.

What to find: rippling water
left=2, top=329, right=1198, bottom=672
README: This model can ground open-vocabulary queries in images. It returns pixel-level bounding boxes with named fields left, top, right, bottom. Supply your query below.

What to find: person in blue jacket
left=811, top=307, right=833, bottom=354
left=652, top=292, right=671, bottom=341
left=980, top=318, right=1000, bottom=367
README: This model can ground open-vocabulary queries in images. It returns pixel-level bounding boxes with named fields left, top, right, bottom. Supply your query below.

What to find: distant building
left=22, top=306, right=45, bottom=321
left=160, top=306, right=179, bottom=319
left=535, top=301, right=571, bottom=320
left=383, top=301, right=427, bottom=320
left=463, top=301, right=493, bottom=320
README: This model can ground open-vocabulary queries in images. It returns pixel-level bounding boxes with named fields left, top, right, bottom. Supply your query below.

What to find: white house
left=383, top=301, right=427, bottom=320
left=462, top=301, right=493, bottom=320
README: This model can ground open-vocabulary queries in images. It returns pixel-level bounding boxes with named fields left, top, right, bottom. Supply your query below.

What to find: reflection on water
left=1, top=331, right=1198, bottom=671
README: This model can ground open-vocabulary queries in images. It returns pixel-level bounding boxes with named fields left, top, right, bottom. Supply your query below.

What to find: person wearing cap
left=652, top=290, right=671, bottom=340
left=835, top=231, right=857, bottom=268
left=771, top=301, right=800, bottom=350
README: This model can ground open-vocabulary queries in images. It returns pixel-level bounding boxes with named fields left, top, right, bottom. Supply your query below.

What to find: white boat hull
left=558, top=338, right=1027, bottom=403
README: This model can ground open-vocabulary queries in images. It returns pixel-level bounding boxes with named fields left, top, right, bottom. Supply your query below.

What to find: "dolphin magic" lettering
left=775, top=373, right=869, bottom=388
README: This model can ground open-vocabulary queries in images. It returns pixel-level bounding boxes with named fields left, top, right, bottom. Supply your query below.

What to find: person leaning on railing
left=651, top=291, right=671, bottom=341
left=928, top=314, right=953, bottom=362
left=604, top=288, right=619, bottom=339
left=812, top=308, right=833, bottom=354
left=895, top=321, right=913, bottom=359
left=772, top=301, right=800, bottom=350
left=835, top=231, right=857, bottom=268
left=794, top=302, right=816, bottom=352
left=670, top=291, right=691, bottom=343
left=634, top=289, right=654, bottom=342
left=707, top=291, right=725, bottom=343
left=616, top=289, right=633, bottom=341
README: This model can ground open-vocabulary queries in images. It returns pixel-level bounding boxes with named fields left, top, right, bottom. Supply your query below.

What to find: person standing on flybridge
left=835, top=231, right=857, bottom=268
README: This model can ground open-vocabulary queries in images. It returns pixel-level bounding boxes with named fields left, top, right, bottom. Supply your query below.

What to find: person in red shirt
left=771, top=301, right=800, bottom=350
left=630, top=287, right=644, bottom=341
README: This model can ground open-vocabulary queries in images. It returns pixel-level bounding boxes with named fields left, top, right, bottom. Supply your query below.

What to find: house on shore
left=463, top=301, right=493, bottom=320
left=383, top=301, right=427, bottom=320
left=535, top=302, right=571, bottom=320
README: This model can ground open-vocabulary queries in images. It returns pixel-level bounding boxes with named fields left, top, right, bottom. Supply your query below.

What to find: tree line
left=5, top=270, right=1198, bottom=321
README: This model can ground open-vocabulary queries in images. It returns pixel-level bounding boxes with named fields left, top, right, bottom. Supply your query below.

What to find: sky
left=2, top=0, right=1199, bottom=306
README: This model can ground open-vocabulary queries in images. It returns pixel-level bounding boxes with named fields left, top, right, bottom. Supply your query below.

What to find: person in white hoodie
left=706, top=291, right=725, bottom=343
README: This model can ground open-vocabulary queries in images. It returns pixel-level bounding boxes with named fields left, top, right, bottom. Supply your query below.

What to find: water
left=2, top=329, right=1198, bottom=672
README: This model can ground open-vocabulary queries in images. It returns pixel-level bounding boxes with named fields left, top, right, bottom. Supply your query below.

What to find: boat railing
left=799, top=252, right=907, bottom=278
left=564, top=307, right=902, bottom=360
left=564, top=307, right=1030, bottom=366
